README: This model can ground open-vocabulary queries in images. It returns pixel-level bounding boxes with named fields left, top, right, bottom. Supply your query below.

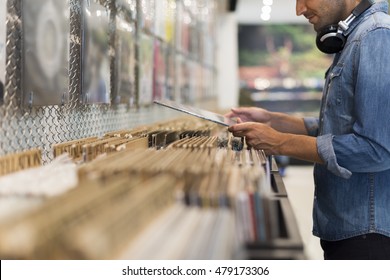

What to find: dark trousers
left=320, top=233, right=390, bottom=260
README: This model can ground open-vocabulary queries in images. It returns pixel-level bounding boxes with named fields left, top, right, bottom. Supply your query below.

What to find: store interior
left=0, top=0, right=326, bottom=260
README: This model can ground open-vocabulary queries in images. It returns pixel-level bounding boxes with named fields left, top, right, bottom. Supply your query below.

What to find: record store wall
left=0, top=0, right=220, bottom=163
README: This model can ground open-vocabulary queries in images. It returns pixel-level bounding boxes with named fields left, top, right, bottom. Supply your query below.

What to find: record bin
left=270, top=170, right=288, bottom=197
left=244, top=168, right=305, bottom=260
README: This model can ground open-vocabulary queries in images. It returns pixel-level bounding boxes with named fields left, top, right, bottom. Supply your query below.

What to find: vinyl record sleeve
left=0, top=1, right=5, bottom=104
left=112, top=12, right=135, bottom=105
left=138, top=34, right=154, bottom=106
left=21, top=0, right=70, bottom=106
left=165, top=48, right=175, bottom=100
left=139, top=0, right=155, bottom=33
left=153, top=98, right=236, bottom=127
left=81, top=0, right=110, bottom=104
left=152, top=40, right=166, bottom=101
left=165, top=0, right=175, bottom=44
left=177, top=55, right=191, bottom=103
left=154, top=0, right=165, bottom=40
left=116, top=0, right=137, bottom=21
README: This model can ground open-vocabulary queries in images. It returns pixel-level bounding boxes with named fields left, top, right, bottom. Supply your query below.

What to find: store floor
left=282, top=165, right=324, bottom=260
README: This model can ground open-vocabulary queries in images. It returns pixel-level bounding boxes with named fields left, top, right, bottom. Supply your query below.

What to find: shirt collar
left=343, top=0, right=389, bottom=36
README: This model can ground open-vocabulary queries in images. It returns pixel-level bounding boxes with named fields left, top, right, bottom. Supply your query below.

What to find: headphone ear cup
left=316, top=24, right=346, bottom=54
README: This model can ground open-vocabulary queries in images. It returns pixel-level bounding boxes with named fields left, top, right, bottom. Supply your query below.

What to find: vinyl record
left=22, top=0, right=70, bottom=106
left=81, top=0, right=110, bottom=104
left=0, top=0, right=5, bottom=104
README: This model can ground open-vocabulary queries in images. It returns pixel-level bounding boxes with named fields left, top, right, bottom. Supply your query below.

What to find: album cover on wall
left=178, top=4, right=190, bottom=54
left=81, top=0, right=110, bottom=104
left=139, top=0, right=155, bottom=33
left=112, top=9, right=136, bottom=105
left=152, top=40, right=166, bottom=101
left=0, top=1, right=5, bottom=104
left=116, top=0, right=137, bottom=21
left=165, top=48, right=175, bottom=100
left=176, top=54, right=191, bottom=103
left=138, top=34, right=154, bottom=106
left=21, top=0, right=70, bottom=106
left=164, top=0, right=176, bottom=45
left=154, top=0, right=166, bottom=40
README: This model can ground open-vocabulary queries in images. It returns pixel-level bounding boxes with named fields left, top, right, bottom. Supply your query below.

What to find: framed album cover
left=21, top=0, right=70, bottom=106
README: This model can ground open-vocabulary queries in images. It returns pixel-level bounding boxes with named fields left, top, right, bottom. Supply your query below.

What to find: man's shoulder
left=354, top=11, right=390, bottom=39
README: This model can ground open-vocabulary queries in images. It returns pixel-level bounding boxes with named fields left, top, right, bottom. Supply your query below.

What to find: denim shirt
left=303, top=1, right=390, bottom=241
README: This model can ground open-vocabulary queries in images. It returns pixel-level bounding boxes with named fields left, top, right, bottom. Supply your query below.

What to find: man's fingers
left=227, top=122, right=249, bottom=134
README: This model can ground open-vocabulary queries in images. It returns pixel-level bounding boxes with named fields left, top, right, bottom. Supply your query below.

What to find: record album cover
left=81, top=0, right=110, bottom=104
left=116, top=0, right=137, bottom=21
left=113, top=10, right=135, bottom=105
left=21, top=0, right=70, bottom=106
left=138, top=34, right=154, bottom=106
left=139, top=0, right=155, bottom=33
left=152, top=40, right=166, bottom=101
left=154, top=98, right=237, bottom=127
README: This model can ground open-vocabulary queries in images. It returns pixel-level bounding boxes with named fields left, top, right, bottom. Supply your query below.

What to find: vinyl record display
left=81, top=0, right=110, bottom=104
left=112, top=13, right=135, bottom=105
left=21, top=0, right=70, bottom=106
left=0, top=1, right=5, bottom=104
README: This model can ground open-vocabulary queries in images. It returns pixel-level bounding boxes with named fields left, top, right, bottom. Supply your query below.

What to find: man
left=227, top=0, right=390, bottom=259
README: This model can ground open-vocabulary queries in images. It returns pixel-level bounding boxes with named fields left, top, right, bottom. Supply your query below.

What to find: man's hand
left=225, top=107, right=272, bottom=125
left=228, top=122, right=285, bottom=155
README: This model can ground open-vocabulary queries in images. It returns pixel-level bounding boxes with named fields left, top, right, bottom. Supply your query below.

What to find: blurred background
left=236, top=0, right=332, bottom=115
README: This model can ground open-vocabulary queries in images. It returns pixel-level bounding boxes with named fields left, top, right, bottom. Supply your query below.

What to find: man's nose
left=296, top=0, right=307, bottom=16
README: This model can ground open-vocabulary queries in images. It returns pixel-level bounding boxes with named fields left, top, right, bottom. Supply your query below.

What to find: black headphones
left=316, top=0, right=373, bottom=54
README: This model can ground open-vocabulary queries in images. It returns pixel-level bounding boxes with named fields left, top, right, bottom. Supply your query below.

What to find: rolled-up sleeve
left=317, top=134, right=352, bottom=179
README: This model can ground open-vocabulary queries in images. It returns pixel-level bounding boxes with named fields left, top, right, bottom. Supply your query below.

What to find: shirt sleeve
left=303, top=117, right=319, bottom=137
left=320, top=27, right=390, bottom=178
left=317, top=134, right=352, bottom=179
